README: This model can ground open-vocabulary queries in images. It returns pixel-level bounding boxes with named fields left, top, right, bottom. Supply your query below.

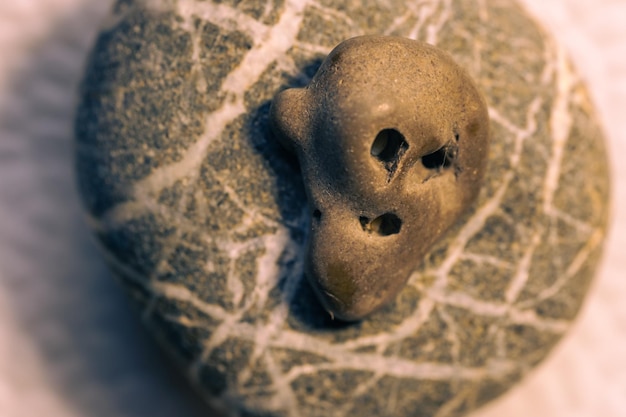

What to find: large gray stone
left=75, top=1, right=611, bottom=416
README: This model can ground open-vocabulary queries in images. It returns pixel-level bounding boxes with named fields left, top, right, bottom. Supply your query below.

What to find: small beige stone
left=271, top=36, right=490, bottom=320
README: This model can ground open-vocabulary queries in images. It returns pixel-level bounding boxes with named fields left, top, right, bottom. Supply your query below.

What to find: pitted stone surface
left=75, top=1, right=611, bottom=416
left=270, top=36, right=491, bottom=321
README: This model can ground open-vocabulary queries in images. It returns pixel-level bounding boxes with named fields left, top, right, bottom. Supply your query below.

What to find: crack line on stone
left=101, top=0, right=309, bottom=228
left=309, top=1, right=357, bottom=28
left=262, top=350, right=300, bottom=416
left=460, top=252, right=516, bottom=270
left=427, top=290, right=570, bottom=334
left=98, top=96, right=245, bottom=222
left=507, top=309, right=570, bottom=333
left=425, top=0, right=452, bottom=45
left=348, top=298, right=437, bottom=352
left=525, top=41, right=582, bottom=321
left=542, top=42, right=577, bottom=215
left=434, top=385, right=475, bottom=417
left=494, top=321, right=507, bottom=360
left=189, top=225, right=302, bottom=392
left=437, top=305, right=462, bottom=366
left=407, top=0, right=443, bottom=41
left=517, top=227, right=604, bottom=310
left=429, top=290, right=508, bottom=317
left=281, top=356, right=514, bottom=384
left=384, top=8, right=413, bottom=36
left=504, top=230, right=542, bottom=304
left=230, top=215, right=307, bottom=409
left=150, top=281, right=231, bottom=321
left=546, top=207, right=595, bottom=235
left=190, top=315, right=244, bottom=382
left=177, top=0, right=270, bottom=40
left=161, top=314, right=209, bottom=329
left=336, top=372, right=385, bottom=416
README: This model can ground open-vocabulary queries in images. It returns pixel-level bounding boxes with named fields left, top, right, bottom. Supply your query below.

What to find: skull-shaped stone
left=270, top=36, right=490, bottom=321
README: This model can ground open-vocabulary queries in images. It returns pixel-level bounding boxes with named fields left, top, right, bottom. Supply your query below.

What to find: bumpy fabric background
left=0, top=1, right=624, bottom=416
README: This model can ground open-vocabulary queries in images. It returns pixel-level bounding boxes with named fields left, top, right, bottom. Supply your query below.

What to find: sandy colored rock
left=271, top=35, right=490, bottom=320
left=75, top=1, right=611, bottom=416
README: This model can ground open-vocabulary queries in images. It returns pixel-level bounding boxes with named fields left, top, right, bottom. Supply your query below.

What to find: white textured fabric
left=0, top=1, right=624, bottom=416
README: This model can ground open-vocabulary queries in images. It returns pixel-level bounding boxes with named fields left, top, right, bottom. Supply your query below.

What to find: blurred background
left=0, top=1, right=624, bottom=416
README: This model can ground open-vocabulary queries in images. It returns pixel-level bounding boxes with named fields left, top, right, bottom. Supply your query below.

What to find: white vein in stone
left=177, top=0, right=269, bottom=39
left=504, top=231, right=542, bottom=304
left=425, top=0, right=452, bottom=45
left=460, top=252, right=516, bottom=270
left=543, top=42, right=577, bottom=214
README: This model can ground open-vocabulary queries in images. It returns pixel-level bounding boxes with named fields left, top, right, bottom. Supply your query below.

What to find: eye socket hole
left=371, top=129, right=408, bottom=178
left=359, top=213, right=402, bottom=236
left=422, top=145, right=455, bottom=170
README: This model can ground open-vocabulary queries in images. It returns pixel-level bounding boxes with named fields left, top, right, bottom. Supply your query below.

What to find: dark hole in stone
left=371, top=129, right=408, bottom=179
left=422, top=145, right=455, bottom=170
left=359, top=213, right=402, bottom=236
left=312, top=209, right=322, bottom=220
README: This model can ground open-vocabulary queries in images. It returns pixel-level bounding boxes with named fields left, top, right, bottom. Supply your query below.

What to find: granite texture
left=74, top=1, right=611, bottom=416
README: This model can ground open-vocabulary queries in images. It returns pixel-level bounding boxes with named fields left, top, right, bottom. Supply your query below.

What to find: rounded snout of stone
left=270, top=35, right=490, bottom=321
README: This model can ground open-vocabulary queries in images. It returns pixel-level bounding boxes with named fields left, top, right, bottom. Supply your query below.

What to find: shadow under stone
left=241, top=58, right=360, bottom=334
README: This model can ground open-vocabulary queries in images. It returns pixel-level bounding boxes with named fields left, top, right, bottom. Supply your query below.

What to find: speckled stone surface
left=75, top=1, right=611, bottom=417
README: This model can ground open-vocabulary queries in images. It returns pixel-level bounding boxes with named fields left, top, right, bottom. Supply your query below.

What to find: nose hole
left=422, top=144, right=456, bottom=170
left=359, top=213, right=402, bottom=236
left=371, top=129, right=408, bottom=180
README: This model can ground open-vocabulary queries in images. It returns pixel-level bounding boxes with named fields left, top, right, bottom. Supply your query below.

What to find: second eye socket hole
left=359, top=213, right=402, bottom=236
left=422, top=133, right=459, bottom=170
left=421, top=145, right=456, bottom=170
left=370, top=129, right=409, bottom=177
